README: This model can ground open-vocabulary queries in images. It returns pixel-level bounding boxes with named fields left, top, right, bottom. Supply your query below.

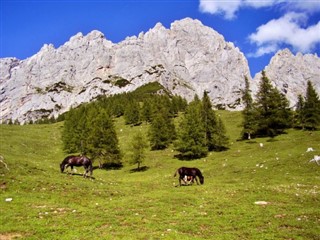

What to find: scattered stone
left=254, top=201, right=269, bottom=205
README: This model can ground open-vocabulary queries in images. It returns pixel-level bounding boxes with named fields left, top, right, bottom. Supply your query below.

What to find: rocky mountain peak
left=253, top=48, right=320, bottom=107
left=1, top=18, right=319, bottom=124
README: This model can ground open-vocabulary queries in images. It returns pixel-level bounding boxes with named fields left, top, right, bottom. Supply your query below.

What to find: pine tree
left=148, top=107, right=176, bottom=150
left=255, top=71, right=292, bottom=137
left=175, top=97, right=207, bottom=159
left=201, top=91, right=229, bottom=151
left=124, top=100, right=141, bottom=126
left=130, top=131, right=148, bottom=170
left=141, top=99, right=153, bottom=123
left=216, top=117, right=230, bottom=149
left=241, top=76, right=258, bottom=139
left=294, top=94, right=305, bottom=129
left=86, top=109, right=122, bottom=167
left=303, top=81, right=320, bottom=130
left=62, top=106, right=87, bottom=153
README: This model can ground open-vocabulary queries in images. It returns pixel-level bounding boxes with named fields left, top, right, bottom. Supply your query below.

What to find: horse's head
left=199, top=176, right=204, bottom=185
left=60, top=163, right=65, bottom=173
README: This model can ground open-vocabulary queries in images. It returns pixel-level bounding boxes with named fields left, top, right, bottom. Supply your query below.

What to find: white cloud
left=199, top=0, right=242, bottom=20
left=288, top=1, right=320, bottom=13
left=199, top=0, right=280, bottom=19
left=248, top=12, right=320, bottom=57
left=199, top=0, right=320, bottom=19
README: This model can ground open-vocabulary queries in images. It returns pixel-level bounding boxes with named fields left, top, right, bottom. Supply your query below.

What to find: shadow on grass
left=129, top=166, right=149, bottom=173
left=94, top=162, right=123, bottom=170
left=61, top=172, right=95, bottom=180
left=174, top=184, right=195, bottom=187
left=174, top=154, right=201, bottom=161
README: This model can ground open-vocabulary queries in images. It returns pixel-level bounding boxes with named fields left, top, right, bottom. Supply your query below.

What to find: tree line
left=61, top=82, right=230, bottom=167
left=62, top=74, right=320, bottom=167
left=241, top=71, right=320, bottom=139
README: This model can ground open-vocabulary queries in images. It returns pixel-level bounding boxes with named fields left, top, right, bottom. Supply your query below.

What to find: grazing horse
left=174, top=167, right=204, bottom=186
left=60, top=155, right=93, bottom=178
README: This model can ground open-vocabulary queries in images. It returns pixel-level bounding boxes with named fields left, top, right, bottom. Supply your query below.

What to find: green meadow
left=0, top=111, right=319, bottom=239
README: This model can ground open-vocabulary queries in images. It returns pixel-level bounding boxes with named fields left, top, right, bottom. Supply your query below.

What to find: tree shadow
left=97, top=162, right=123, bottom=170
left=129, top=166, right=149, bottom=173
left=174, top=154, right=204, bottom=161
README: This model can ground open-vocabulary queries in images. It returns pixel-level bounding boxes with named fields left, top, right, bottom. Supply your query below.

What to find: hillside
left=1, top=112, right=319, bottom=239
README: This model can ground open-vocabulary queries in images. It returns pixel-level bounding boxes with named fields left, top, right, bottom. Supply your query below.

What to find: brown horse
left=174, top=167, right=204, bottom=186
left=60, top=155, right=93, bottom=178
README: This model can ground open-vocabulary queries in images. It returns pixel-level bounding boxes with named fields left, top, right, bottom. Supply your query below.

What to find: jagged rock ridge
left=1, top=18, right=319, bottom=123
left=252, top=49, right=320, bottom=107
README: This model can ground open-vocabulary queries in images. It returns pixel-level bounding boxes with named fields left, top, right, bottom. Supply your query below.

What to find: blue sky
left=1, top=0, right=320, bottom=76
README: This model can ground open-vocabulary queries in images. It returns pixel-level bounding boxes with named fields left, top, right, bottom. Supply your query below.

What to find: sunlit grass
left=0, top=111, right=319, bottom=239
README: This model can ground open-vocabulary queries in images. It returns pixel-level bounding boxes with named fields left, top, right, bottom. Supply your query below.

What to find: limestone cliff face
left=252, top=49, right=320, bottom=107
left=2, top=18, right=319, bottom=123
left=0, top=18, right=250, bottom=123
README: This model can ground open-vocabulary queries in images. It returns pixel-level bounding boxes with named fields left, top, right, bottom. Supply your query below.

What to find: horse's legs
left=179, top=177, right=182, bottom=186
left=194, top=176, right=199, bottom=185
left=83, top=166, right=88, bottom=178
left=71, top=166, right=75, bottom=175
left=65, top=164, right=70, bottom=174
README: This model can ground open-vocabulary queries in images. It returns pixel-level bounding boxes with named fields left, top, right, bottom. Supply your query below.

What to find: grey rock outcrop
left=252, top=49, right=320, bottom=107
left=1, top=18, right=250, bottom=123
left=1, top=18, right=319, bottom=124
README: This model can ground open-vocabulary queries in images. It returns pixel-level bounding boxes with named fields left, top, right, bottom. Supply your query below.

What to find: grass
left=0, top=111, right=319, bottom=239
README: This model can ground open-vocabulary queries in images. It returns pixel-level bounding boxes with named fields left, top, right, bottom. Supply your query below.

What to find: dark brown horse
left=174, top=167, right=204, bottom=186
left=60, top=155, right=93, bottom=178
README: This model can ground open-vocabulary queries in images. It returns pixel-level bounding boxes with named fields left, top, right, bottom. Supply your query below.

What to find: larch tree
left=241, top=76, right=258, bottom=140
left=175, top=96, right=207, bottom=159
left=130, top=131, right=148, bottom=170
left=255, top=71, right=292, bottom=137
left=303, top=81, right=320, bottom=130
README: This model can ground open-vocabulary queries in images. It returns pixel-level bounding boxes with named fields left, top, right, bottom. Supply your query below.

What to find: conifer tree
left=255, top=71, right=292, bottom=137
left=175, top=96, right=207, bottom=159
left=241, top=76, right=258, bottom=139
left=201, top=91, right=217, bottom=149
left=303, top=81, right=320, bottom=130
left=62, top=108, right=80, bottom=153
left=214, top=117, right=229, bottom=151
left=201, top=91, right=229, bottom=151
left=86, top=109, right=122, bottom=167
left=141, top=99, right=153, bottom=123
left=294, top=94, right=305, bottom=129
left=148, top=107, right=176, bottom=150
left=62, top=106, right=88, bottom=153
left=124, top=100, right=141, bottom=126
left=130, top=131, right=148, bottom=170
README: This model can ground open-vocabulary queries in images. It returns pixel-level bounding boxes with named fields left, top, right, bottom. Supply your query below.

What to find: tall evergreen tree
left=148, top=107, right=176, bottom=150
left=141, top=99, right=153, bottom=123
left=86, top=109, right=122, bottom=167
left=175, top=97, right=207, bottom=159
left=201, top=91, right=217, bottom=149
left=214, top=117, right=229, bottom=151
left=130, top=131, right=148, bottom=170
left=255, top=71, right=292, bottom=137
left=201, top=91, right=229, bottom=151
left=62, top=105, right=89, bottom=154
left=303, top=81, right=320, bottom=130
left=124, top=100, right=141, bottom=126
left=294, top=94, right=305, bottom=129
left=241, top=76, right=258, bottom=139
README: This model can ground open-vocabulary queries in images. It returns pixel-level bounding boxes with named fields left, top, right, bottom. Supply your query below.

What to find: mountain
left=0, top=18, right=319, bottom=124
left=252, top=49, right=320, bottom=107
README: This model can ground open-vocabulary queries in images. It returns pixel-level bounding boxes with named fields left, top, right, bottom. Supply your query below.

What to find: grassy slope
left=0, top=111, right=319, bottom=240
